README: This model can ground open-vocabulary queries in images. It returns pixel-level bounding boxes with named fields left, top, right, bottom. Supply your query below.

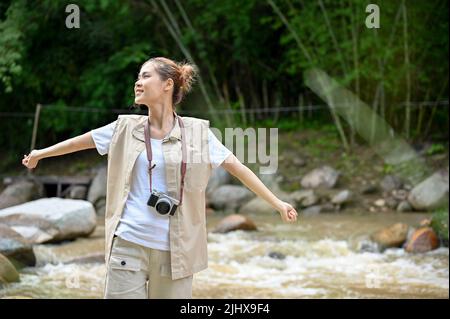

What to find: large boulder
left=408, top=168, right=449, bottom=211
left=371, top=223, right=409, bottom=250
left=208, top=185, right=255, bottom=211
left=213, top=214, right=258, bottom=233
left=405, top=227, right=440, bottom=253
left=0, top=253, right=20, bottom=284
left=0, top=179, right=44, bottom=209
left=300, top=166, right=340, bottom=189
left=0, top=197, right=96, bottom=244
left=0, top=224, right=35, bottom=266
left=87, top=166, right=107, bottom=216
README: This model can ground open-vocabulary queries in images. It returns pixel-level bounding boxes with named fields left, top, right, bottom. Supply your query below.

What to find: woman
left=22, top=57, right=298, bottom=299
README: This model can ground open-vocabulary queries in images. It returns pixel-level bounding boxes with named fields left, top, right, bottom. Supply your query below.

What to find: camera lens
left=155, top=200, right=171, bottom=215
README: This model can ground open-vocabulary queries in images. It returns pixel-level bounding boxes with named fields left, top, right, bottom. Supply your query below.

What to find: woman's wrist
left=273, top=198, right=285, bottom=212
left=35, top=149, right=45, bottom=160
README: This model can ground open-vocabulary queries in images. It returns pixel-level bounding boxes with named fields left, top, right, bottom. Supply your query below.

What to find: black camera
left=147, top=190, right=179, bottom=216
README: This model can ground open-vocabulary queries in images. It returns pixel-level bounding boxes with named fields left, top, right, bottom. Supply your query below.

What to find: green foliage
left=431, top=208, right=449, bottom=246
left=426, top=143, right=446, bottom=156
left=383, top=163, right=394, bottom=174
left=0, top=0, right=447, bottom=167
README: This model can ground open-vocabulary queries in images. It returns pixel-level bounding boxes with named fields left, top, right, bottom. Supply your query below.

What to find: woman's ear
left=164, top=78, right=174, bottom=92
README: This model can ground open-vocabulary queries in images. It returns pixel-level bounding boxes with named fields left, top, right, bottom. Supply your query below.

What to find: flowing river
left=1, top=212, right=448, bottom=299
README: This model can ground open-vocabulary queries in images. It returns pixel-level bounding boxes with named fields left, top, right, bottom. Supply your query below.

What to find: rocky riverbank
left=1, top=130, right=448, bottom=288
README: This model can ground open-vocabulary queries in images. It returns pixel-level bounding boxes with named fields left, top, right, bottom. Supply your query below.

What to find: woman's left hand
left=277, top=201, right=299, bottom=223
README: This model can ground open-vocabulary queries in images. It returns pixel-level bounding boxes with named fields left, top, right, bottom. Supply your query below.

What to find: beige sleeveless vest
left=104, top=114, right=212, bottom=280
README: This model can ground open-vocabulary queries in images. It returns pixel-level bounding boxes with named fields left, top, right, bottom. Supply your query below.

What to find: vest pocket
left=185, top=163, right=209, bottom=192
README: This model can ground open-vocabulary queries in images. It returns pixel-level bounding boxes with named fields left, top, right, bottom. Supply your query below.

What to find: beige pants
left=104, top=235, right=193, bottom=299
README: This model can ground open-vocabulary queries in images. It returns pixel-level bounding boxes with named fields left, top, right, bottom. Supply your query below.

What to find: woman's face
left=134, top=62, right=173, bottom=106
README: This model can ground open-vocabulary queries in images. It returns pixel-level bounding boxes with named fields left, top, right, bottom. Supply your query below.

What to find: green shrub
left=431, top=208, right=449, bottom=247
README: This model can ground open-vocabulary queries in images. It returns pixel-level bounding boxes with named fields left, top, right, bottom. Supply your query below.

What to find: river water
left=0, top=212, right=448, bottom=299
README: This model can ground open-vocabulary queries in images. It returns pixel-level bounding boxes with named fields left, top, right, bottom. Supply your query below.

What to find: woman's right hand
left=22, top=150, right=42, bottom=169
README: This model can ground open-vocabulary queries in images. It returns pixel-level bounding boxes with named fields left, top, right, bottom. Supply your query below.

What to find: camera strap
left=144, top=113, right=187, bottom=205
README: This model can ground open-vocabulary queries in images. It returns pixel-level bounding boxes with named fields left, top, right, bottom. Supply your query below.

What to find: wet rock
left=358, top=240, right=380, bottom=253
left=0, top=198, right=96, bottom=244
left=213, top=214, right=258, bottom=233
left=268, top=251, right=286, bottom=260
left=87, top=166, right=107, bottom=215
left=289, top=190, right=319, bottom=207
left=300, top=166, right=340, bottom=189
left=0, top=224, right=35, bottom=267
left=331, top=190, right=352, bottom=205
left=380, top=175, right=403, bottom=192
left=408, top=168, right=449, bottom=211
left=371, top=223, right=409, bottom=249
left=0, top=179, right=44, bottom=209
left=209, top=185, right=255, bottom=211
left=397, top=200, right=413, bottom=212
left=0, top=253, right=20, bottom=284
left=405, top=227, right=439, bottom=253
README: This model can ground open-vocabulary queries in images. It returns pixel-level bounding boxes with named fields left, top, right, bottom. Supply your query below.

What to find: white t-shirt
left=90, top=119, right=231, bottom=251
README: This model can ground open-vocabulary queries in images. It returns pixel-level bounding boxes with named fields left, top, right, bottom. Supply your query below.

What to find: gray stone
left=209, top=185, right=255, bottom=211
left=391, top=189, right=409, bottom=201
left=0, top=253, right=20, bottom=283
left=0, top=224, right=35, bottom=267
left=65, top=185, right=87, bottom=200
left=0, top=198, right=96, bottom=244
left=385, top=197, right=399, bottom=209
left=289, top=190, right=319, bottom=207
left=0, top=180, right=44, bottom=209
left=302, top=205, right=322, bottom=216
left=300, top=166, right=340, bottom=189
left=397, top=200, right=413, bottom=212
left=361, top=183, right=378, bottom=194
left=331, top=190, right=353, bottom=205
left=380, top=175, right=403, bottom=192
left=408, top=168, right=449, bottom=211
left=268, top=251, right=286, bottom=260
left=87, top=166, right=107, bottom=214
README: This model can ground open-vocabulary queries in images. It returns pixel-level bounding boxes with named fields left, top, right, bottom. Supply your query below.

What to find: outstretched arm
left=220, top=153, right=298, bottom=223
left=22, top=131, right=96, bottom=169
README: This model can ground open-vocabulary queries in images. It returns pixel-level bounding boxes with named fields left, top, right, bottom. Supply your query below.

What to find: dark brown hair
left=132, top=57, right=198, bottom=110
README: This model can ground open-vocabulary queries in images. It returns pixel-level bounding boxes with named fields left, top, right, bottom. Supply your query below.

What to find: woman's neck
left=147, top=104, right=175, bottom=133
